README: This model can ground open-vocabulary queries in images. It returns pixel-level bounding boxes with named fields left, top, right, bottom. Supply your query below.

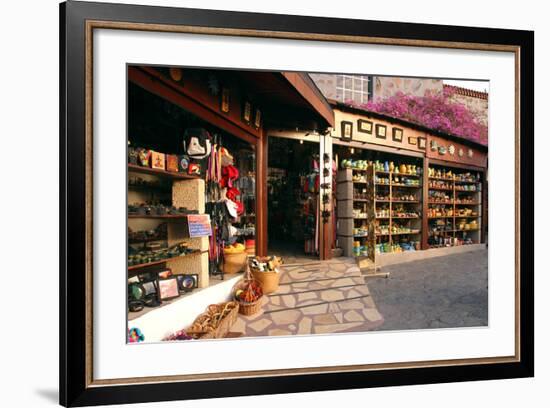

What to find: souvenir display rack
left=427, top=165, right=482, bottom=248
left=337, top=159, right=422, bottom=257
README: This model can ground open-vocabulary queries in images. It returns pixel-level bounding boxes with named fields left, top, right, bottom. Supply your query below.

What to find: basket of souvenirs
left=182, top=301, right=239, bottom=339
left=222, top=243, right=247, bottom=274
left=233, top=263, right=264, bottom=316
left=249, top=256, right=283, bottom=294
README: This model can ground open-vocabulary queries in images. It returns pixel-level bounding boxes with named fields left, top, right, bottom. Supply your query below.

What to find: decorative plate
left=448, top=144, right=455, bottom=155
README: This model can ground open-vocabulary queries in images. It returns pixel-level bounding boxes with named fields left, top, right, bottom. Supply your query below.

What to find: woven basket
left=186, top=301, right=239, bottom=339
left=222, top=251, right=247, bottom=274
left=237, top=297, right=263, bottom=316
left=251, top=268, right=280, bottom=294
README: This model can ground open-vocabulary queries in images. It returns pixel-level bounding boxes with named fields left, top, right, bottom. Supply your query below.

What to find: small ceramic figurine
left=384, top=161, right=390, bottom=172
left=128, top=327, right=145, bottom=343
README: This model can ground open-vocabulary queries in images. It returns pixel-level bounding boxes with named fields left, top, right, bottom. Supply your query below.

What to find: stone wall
left=448, top=93, right=489, bottom=126
left=373, top=77, right=443, bottom=101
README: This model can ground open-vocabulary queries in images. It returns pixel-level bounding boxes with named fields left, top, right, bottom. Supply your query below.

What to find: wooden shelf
left=377, top=171, right=421, bottom=178
left=428, top=176, right=454, bottom=181
left=428, top=186, right=453, bottom=191
left=128, top=250, right=201, bottom=271
left=391, top=184, right=422, bottom=188
left=128, top=214, right=194, bottom=219
left=128, top=164, right=200, bottom=180
left=428, top=201, right=454, bottom=205
left=455, top=202, right=481, bottom=206
left=454, top=180, right=480, bottom=184
left=391, top=200, right=420, bottom=204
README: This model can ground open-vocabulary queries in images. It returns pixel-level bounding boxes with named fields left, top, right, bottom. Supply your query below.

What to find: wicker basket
left=186, top=301, right=239, bottom=339
left=251, top=268, right=280, bottom=294
left=222, top=251, right=247, bottom=274
left=237, top=297, right=263, bottom=316
left=233, top=263, right=264, bottom=316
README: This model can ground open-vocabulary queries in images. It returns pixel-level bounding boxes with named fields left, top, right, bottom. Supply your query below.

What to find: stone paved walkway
left=368, top=247, right=488, bottom=330
left=233, top=259, right=385, bottom=337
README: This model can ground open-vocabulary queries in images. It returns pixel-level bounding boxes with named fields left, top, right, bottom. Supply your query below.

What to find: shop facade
left=126, top=66, right=333, bottom=335
left=126, top=68, right=487, bottom=338
left=329, top=102, right=488, bottom=258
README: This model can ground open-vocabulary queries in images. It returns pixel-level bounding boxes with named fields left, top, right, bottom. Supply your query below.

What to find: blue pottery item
left=384, top=161, right=389, bottom=172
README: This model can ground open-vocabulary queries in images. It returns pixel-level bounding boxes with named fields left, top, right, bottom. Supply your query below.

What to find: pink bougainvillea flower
left=345, top=89, right=488, bottom=145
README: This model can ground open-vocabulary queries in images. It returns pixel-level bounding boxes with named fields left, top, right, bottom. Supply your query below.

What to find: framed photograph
left=60, top=1, right=533, bottom=406
left=408, top=136, right=418, bottom=145
left=375, top=124, right=387, bottom=139
left=418, top=137, right=427, bottom=149
left=357, top=119, right=373, bottom=134
left=177, top=274, right=199, bottom=292
left=392, top=127, right=404, bottom=142
left=341, top=120, right=353, bottom=140
left=220, top=87, right=230, bottom=113
left=242, top=100, right=252, bottom=124
left=254, top=107, right=262, bottom=128
left=157, top=277, right=180, bottom=301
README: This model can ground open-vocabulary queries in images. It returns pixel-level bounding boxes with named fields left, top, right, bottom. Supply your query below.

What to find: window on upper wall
left=335, top=74, right=372, bottom=104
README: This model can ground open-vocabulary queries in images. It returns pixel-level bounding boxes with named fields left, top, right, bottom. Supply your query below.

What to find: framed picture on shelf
left=177, top=274, right=199, bottom=292
left=60, top=1, right=533, bottom=406
left=158, top=277, right=180, bottom=301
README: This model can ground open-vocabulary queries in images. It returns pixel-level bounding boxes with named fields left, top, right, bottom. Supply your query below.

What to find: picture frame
left=220, top=87, right=230, bottom=113
left=392, top=127, right=404, bottom=142
left=408, top=136, right=418, bottom=146
left=418, top=137, right=427, bottom=150
left=157, top=277, right=180, bottom=301
left=60, top=1, right=533, bottom=406
left=254, top=107, right=262, bottom=128
left=375, top=124, right=387, bottom=139
left=341, top=120, right=353, bottom=140
left=176, top=274, right=199, bottom=293
left=242, top=100, right=252, bottom=124
left=357, top=119, right=373, bottom=134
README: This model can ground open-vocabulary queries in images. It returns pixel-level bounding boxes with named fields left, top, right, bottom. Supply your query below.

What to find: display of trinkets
left=392, top=176, right=420, bottom=186
left=392, top=193, right=417, bottom=202
left=455, top=183, right=480, bottom=191
left=128, top=223, right=168, bottom=243
left=127, top=242, right=196, bottom=266
left=151, top=151, right=166, bottom=170
left=375, top=193, right=390, bottom=201
left=391, top=204, right=419, bottom=218
left=128, top=203, right=199, bottom=216
left=428, top=190, right=453, bottom=203
left=128, top=176, right=170, bottom=191
left=166, top=154, right=179, bottom=172
left=429, top=179, right=453, bottom=190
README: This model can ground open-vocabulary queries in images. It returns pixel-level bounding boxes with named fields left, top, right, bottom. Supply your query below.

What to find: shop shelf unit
left=427, top=167, right=483, bottom=248
left=127, top=162, right=209, bottom=287
left=375, top=168, right=423, bottom=254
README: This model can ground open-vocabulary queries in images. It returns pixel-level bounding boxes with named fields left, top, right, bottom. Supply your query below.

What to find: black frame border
left=60, top=1, right=534, bottom=406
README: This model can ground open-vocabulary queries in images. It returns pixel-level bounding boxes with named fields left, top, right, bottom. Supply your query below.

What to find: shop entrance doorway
left=267, top=136, right=323, bottom=262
